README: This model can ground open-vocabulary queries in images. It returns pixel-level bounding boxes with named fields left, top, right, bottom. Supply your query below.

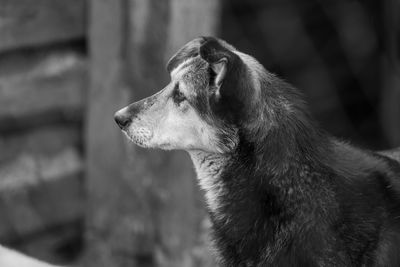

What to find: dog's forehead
left=170, top=57, right=206, bottom=77
left=170, top=57, right=208, bottom=89
left=167, top=36, right=236, bottom=72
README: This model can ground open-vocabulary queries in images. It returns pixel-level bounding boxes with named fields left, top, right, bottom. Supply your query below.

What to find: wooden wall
left=0, top=0, right=85, bottom=52
left=0, top=0, right=86, bottom=264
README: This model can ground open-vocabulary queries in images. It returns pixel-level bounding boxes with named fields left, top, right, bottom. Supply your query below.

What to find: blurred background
left=0, top=0, right=399, bottom=266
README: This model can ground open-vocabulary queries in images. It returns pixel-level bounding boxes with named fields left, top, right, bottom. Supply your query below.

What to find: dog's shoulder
left=378, top=147, right=400, bottom=164
left=329, top=139, right=400, bottom=219
left=325, top=139, right=400, bottom=264
left=330, top=139, right=400, bottom=178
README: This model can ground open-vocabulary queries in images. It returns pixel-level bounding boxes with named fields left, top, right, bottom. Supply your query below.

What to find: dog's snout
left=114, top=112, right=132, bottom=129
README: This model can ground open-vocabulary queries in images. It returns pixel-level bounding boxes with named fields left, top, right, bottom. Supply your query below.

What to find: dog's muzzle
left=114, top=111, right=132, bottom=130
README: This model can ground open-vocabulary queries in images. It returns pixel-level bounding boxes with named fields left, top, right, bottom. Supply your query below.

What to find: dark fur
left=168, top=37, right=400, bottom=266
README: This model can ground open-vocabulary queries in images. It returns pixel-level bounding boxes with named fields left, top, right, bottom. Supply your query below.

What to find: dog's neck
left=188, top=150, right=229, bottom=213
left=188, top=110, right=332, bottom=264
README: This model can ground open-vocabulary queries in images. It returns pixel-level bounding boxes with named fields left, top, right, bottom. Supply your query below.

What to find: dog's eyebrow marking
left=170, top=57, right=198, bottom=78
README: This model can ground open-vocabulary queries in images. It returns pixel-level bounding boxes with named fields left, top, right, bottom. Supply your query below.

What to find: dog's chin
left=122, top=131, right=176, bottom=151
left=157, top=143, right=177, bottom=151
left=122, top=131, right=151, bottom=148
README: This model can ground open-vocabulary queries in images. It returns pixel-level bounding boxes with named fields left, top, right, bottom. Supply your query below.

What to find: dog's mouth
left=122, top=126, right=154, bottom=148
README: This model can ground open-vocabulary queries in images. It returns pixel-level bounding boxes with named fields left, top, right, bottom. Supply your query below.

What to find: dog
left=115, top=37, right=400, bottom=266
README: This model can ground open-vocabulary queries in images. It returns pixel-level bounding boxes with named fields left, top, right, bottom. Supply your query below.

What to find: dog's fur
left=115, top=37, right=400, bottom=266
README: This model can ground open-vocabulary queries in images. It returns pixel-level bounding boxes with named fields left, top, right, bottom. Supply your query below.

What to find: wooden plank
left=0, top=0, right=86, bottom=52
left=84, top=0, right=220, bottom=266
left=0, top=50, right=87, bottom=131
left=0, top=130, right=84, bottom=242
left=83, top=1, right=131, bottom=266
left=0, top=126, right=81, bottom=163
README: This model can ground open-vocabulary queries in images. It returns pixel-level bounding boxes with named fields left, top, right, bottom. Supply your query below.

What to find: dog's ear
left=199, top=38, right=255, bottom=124
left=210, top=58, right=227, bottom=93
left=199, top=38, right=242, bottom=98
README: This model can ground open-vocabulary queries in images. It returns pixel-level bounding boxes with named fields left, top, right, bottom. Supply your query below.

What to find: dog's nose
left=114, top=112, right=131, bottom=129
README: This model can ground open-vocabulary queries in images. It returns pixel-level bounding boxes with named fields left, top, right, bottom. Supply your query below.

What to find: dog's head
left=114, top=37, right=267, bottom=153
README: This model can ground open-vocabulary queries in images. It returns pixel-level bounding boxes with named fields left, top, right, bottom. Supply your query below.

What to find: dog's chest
left=189, top=151, right=228, bottom=212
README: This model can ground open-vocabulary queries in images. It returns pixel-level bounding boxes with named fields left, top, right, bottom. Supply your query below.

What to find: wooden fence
left=0, top=0, right=86, bottom=264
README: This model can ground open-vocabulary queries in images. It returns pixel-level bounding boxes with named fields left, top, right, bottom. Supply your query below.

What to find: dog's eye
left=172, top=86, right=186, bottom=105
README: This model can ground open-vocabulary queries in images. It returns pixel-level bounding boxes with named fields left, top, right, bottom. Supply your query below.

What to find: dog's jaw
left=123, top=126, right=153, bottom=148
